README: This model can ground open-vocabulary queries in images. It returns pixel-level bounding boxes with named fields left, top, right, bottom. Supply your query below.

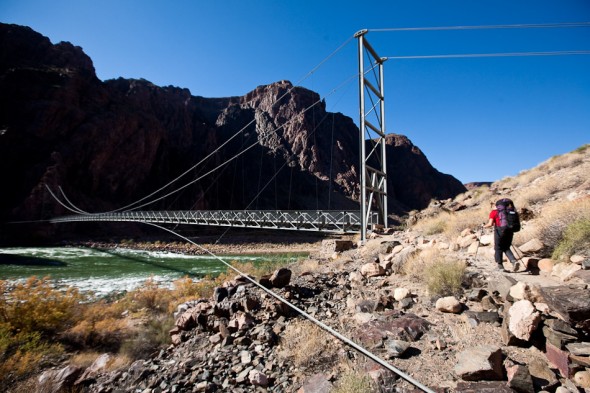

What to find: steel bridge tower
left=355, top=30, right=388, bottom=242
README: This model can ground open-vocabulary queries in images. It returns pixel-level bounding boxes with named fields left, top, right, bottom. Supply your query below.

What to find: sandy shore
left=68, top=231, right=344, bottom=256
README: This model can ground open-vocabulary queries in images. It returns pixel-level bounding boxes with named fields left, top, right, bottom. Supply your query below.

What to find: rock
left=480, top=234, right=493, bottom=246
left=570, top=354, right=590, bottom=367
left=384, top=339, right=410, bottom=358
left=508, top=300, right=541, bottom=341
left=297, top=373, right=333, bottom=393
left=38, top=366, right=83, bottom=393
left=248, top=369, right=268, bottom=386
left=461, top=228, right=473, bottom=237
left=459, top=234, right=478, bottom=249
left=463, top=311, right=500, bottom=325
left=552, top=262, right=582, bottom=281
left=545, top=317, right=578, bottom=336
left=348, top=271, right=364, bottom=284
left=467, top=241, right=480, bottom=255
left=538, top=286, right=590, bottom=323
left=213, top=287, right=228, bottom=303
left=354, top=313, right=431, bottom=346
left=518, top=238, right=545, bottom=254
left=436, top=296, right=462, bottom=313
left=571, top=255, right=586, bottom=264
left=509, top=282, right=530, bottom=301
left=537, top=258, right=555, bottom=273
left=487, top=274, right=518, bottom=302
left=393, top=287, right=410, bottom=301
left=542, top=326, right=577, bottom=349
left=566, top=342, right=590, bottom=356
left=454, top=345, right=504, bottom=381
left=360, top=262, right=385, bottom=278
left=545, top=341, right=570, bottom=377
left=269, top=268, right=292, bottom=288
left=467, top=288, right=487, bottom=301
left=75, top=353, right=111, bottom=384
left=574, top=370, right=590, bottom=388
left=505, top=362, right=534, bottom=393
left=528, top=358, right=559, bottom=391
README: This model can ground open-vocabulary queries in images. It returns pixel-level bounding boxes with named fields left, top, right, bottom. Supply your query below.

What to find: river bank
left=66, top=230, right=337, bottom=256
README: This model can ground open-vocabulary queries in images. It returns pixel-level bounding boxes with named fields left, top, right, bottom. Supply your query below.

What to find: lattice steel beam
left=51, top=210, right=378, bottom=233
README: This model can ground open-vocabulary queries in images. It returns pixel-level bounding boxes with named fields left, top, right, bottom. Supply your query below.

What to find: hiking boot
left=512, top=261, right=521, bottom=272
left=497, top=264, right=508, bottom=272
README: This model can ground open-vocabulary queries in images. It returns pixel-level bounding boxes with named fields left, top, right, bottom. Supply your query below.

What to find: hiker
left=483, top=199, right=520, bottom=272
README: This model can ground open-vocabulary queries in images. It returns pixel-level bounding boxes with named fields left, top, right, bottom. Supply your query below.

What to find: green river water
left=0, top=247, right=279, bottom=296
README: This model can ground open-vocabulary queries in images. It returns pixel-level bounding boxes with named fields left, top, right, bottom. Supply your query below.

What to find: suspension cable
left=368, top=22, right=590, bottom=32
left=386, top=50, right=590, bottom=59
left=141, top=221, right=435, bottom=392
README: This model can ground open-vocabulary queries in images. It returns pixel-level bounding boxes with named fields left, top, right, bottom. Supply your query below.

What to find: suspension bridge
left=50, top=31, right=389, bottom=241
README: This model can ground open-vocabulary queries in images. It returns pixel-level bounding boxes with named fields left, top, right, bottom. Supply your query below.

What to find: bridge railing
left=51, top=210, right=380, bottom=233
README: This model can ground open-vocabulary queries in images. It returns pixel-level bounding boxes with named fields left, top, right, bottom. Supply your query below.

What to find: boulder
left=505, top=361, right=534, bottom=393
left=537, top=258, right=555, bottom=273
left=518, top=238, right=545, bottom=254
left=508, top=300, right=541, bottom=341
left=436, top=296, right=462, bottom=313
left=454, top=345, right=504, bottom=381
left=393, top=287, right=410, bottom=301
left=509, top=282, right=530, bottom=301
left=538, top=286, right=590, bottom=324
left=269, top=268, right=292, bottom=288
left=360, top=262, right=385, bottom=278
left=38, top=366, right=83, bottom=393
left=385, top=339, right=410, bottom=358
left=552, top=262, right=582, bottom=281
left=574, top=370, right=590, bottom=388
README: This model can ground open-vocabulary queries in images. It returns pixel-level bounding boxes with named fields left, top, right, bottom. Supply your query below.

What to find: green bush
left=552, top=218, right=590, bottom=260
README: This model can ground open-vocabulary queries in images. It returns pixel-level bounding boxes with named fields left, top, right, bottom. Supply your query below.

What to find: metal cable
left=141, top=221, right=435, bottom=393
left=386, top=50, right=590, bottom=59
left=368, top=22, right=590, bottom=32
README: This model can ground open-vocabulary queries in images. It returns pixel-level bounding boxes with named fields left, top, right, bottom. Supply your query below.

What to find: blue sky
left=2, top=0, right=589, bottom=183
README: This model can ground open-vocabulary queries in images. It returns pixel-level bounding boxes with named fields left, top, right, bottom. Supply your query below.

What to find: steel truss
left=355, top=29, right=388, bottom=242
left=51, top=210, right=378, bottom=233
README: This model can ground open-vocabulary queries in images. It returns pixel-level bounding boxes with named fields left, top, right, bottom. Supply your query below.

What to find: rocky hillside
left=0, top=23, right=465, bottom=244
left=31, top=146, right=589, bottom=392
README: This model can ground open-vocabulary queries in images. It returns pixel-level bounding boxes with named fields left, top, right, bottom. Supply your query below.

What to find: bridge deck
left=51, top=210, right=377, bottom=233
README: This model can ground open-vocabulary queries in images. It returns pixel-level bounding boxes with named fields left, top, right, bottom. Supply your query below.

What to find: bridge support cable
left=138, top=221, right=435, bottom=392
left=356, top=30, right=388, bottom=242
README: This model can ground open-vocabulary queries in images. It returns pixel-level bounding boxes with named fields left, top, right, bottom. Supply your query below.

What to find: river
left=0, top=246, right=274, bottom=296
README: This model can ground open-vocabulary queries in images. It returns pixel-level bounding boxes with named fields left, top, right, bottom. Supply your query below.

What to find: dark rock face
left=0, top=23, right=466, bottom=243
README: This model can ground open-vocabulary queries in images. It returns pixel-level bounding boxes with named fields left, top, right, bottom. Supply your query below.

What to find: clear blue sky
left=2, top=1, right=589, bottom=183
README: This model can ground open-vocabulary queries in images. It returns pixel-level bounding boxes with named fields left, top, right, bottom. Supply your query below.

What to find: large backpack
left=496, top=198, right=521, bottom=232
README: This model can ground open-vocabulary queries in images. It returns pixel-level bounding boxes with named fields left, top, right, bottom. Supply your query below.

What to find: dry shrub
left=515, top=168, right=544, bottom=188
left=333, top=369, right=376, bottom=393
left=0, top=276, right=84, bottom=335
left=403, top=249, right=466, bottom=296
left=552, top=218, right=590, bottom=260
left=411, top=212, right=450, bottom=235
left=444, top=205, right=489, bottom=240
left=69, top=351, right=132, bottom=372
left=119, top=314, right=174, bottom=360
left=279, top=319, right=339, bottom=370
left=535, top=198, right=590, bottom=257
